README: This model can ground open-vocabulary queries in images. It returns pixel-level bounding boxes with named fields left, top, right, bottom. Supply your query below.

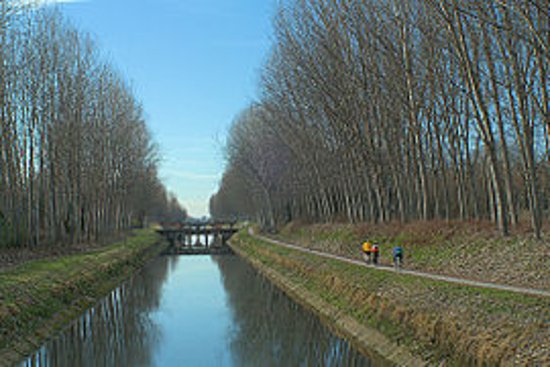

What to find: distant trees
left=0, top=4, right=184, bottom=247
left=211, top=0, right=549, bottom=237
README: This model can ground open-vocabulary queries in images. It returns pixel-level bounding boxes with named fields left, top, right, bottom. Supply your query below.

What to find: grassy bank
left=0, top=229, right=165, bottom=365
left=277, top=221, right=549, bottom=290
left=231, top=230, right=548, bottom=366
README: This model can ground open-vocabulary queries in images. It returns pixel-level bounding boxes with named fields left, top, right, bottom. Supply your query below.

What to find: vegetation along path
left=250, top=230, right=550, bottom=298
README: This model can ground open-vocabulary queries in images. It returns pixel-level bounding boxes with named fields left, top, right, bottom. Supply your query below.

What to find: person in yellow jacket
left=361, top=241, right=372, bottom=264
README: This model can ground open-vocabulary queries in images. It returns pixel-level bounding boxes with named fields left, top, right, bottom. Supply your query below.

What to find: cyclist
left=371, top=243, right=380, bottom=264
left=393, top=246, right=404, bottom=268
left=361, top=241, right=372, bottom=264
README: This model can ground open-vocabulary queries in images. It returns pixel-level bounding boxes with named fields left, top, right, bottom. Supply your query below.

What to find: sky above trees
left=46, top=0, right=275, bottom=216
left=211, top=0, right=549, bottom=237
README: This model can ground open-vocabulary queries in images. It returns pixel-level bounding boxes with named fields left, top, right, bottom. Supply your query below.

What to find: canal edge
left=228, top=239, right=425, bottom=367
left=0, top=230, right=168, bottom=366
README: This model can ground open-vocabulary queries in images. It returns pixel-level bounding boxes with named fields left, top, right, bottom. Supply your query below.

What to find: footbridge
left=156, top=220, right=239, bottom=255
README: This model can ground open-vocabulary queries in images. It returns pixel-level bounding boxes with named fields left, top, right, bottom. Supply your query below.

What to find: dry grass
left=233, top=231, right=549, bottom=366
left=0, top=231, right=134, bottom=272
left=0, top=229, right=163, bottom=365
left=275, top=220, right=550, bottom=290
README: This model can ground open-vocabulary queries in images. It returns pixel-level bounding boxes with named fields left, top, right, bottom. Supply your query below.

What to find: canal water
left=20, top=254, right=377, bottom=366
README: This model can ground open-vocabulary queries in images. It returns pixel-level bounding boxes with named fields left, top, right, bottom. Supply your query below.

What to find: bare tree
left=211, top=0, right=548, bottom=237
left=0, top=5, right=184, bottom=248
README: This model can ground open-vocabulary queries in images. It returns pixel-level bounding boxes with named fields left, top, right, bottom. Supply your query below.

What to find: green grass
left=275, top=222, right=550, bottom=295
left=0, top=229, right=164, bottom=364
left=232, top=230, right=548, bottom=365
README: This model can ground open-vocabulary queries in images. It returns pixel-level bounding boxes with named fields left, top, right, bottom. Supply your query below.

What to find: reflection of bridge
left=156, top=221, right=239, bottom=255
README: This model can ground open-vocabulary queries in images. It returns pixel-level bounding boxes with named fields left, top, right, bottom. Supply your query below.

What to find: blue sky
left=45, top=0, right=275, bottom=216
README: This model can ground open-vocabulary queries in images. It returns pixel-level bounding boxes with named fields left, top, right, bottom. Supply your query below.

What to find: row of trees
left=211, top=0, right=549, bottom=237
left=0, top=3, right=185, bottom=247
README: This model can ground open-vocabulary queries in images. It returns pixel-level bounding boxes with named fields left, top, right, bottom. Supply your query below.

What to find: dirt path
left=250, top=230, right=550, bottom=298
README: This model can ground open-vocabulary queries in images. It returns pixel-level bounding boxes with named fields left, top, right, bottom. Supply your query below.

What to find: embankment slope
left=230, top=229, right=549, bottom=366
left=0, top=229, right=165, bottom=366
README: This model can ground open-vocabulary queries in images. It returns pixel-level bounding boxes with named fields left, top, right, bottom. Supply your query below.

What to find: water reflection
left=213, top=255, right=374, bottom=367
left=20, top=256, right=177, bottom=367
left=21, top=255, right=380, bottom=367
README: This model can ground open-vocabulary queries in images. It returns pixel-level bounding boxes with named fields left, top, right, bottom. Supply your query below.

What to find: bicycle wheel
left=394, top=257, right=401, bottom=269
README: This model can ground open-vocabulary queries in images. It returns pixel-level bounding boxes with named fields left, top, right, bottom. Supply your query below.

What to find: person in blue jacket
left=393, top=246, right=404, bottom=268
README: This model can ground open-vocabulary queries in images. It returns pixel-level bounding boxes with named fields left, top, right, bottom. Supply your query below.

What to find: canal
left=20, top=254, right=378, bottom=366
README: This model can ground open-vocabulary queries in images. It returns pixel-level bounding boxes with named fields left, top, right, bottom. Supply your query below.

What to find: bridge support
left=157, top=221, right=238, bottom=255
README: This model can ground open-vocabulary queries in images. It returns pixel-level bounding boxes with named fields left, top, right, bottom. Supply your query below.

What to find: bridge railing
left=156, top=221, right=239, bottom=250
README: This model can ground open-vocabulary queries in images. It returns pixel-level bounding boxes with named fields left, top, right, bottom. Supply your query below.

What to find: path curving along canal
left=251, top=231, right=550, bottom=298
left=20, top=254, right=379, bottom=367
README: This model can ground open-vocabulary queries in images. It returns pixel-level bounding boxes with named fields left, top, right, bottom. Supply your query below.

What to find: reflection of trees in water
left=213, top=255, right=372, bottom=367
left=21, top=256, right=178, bottom=367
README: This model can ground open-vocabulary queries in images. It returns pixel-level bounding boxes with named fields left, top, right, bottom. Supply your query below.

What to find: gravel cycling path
left=250, top=230, right=550, bottom=298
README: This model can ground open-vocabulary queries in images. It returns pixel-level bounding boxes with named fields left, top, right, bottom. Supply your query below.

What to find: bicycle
left=361, top=250, right=372, bottom=264
left=393, top=254, right=402, bottom=270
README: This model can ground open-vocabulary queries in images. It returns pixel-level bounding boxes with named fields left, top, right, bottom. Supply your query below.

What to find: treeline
left=210, top=0, right=549, bottom=237
left=0, top=3, right=185, bottom=247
